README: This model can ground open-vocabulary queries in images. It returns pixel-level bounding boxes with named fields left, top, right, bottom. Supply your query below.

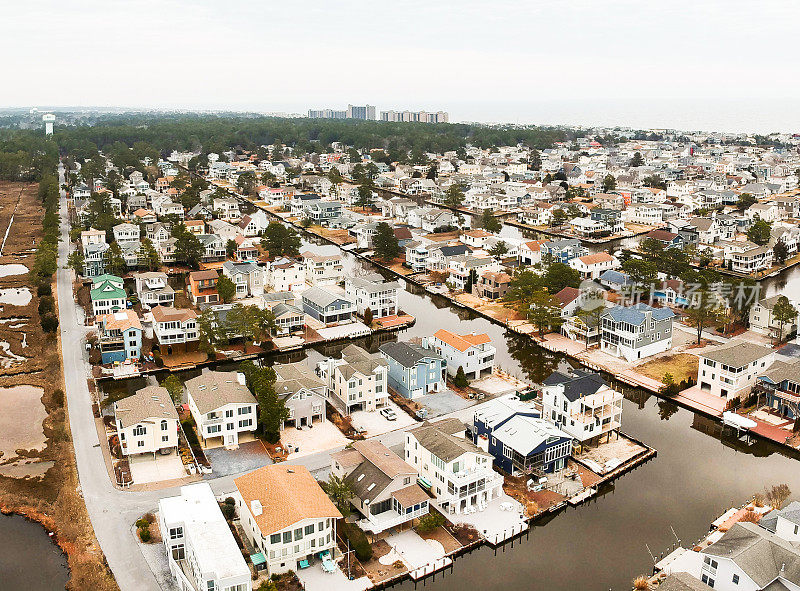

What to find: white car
left=379, top=407, right=397, bottom=421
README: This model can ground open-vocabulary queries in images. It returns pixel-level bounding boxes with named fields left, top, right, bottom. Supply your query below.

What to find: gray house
left=273, top=362, right=327, bottom=429
left=379, top=341, right=446, bottom=399
left=300, top=286, right=356, bottom=325
left=600, top=304, right=674, bottom=362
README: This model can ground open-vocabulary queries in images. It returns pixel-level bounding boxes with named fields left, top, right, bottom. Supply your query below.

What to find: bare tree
left=766, top=483, right=791, bottom=509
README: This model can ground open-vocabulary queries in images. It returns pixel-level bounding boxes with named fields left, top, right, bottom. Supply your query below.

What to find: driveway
left=203, top=440, right=273, bottom=478
left=128, top=452, right=186, bottom=484
left=282, top=421, right=350, bottom=459
left=416, top=388, right=474, bottom=418
left=350, top=400, right=416, bottom=437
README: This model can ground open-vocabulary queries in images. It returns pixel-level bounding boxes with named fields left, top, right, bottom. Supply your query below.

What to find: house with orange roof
left=132, top=208, right=157, bottom=224
left=519, top=239, right=546, bottom=265
left=96, top=309, right=142, bottom=363
left=186, top=269, right=219, bottom=305
left=234, top=464, right=341, bottom=575
left=568, top=252, right=620, bottom=280
left=460, top=228, right=494, bottom=248
left=183, top=219, right=205, bottom=235
left=424, top=329, right=495, bottom=380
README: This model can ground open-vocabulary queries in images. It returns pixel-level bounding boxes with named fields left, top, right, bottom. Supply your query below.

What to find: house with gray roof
left=273, top=362, right=326, bottom=429
left=317, top=345, right=388, bottom=414
left=698, top=340, right=775, bottom=400
left=270, top=302, right=305, bottom=336
left=221, top=261, right=264, bottom=299
left=114, top=385, right=179, bottom=457
left=600, top=303, right=674, bottom=362
left=758, top=359, right=800, bottom=419
left=300, top=285, right=355, bottom=325
left=344, top=273, right=401, bottom=319
left=749, top=294, right=799, bottom=337
left=379, top=340, right=446, bottom=399
left=184, top=370, right=258, bottom=448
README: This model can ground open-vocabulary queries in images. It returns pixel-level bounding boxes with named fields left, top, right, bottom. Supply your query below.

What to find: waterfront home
left=425, top=243, right=472, bottom=272
left=642, top=229, right=683, bottom=248
left=724, top=243, right=774, bottom=274
left=600, top=304, right=674, bottom=362
left=221, top=261, right=264, bottom=299
left=212, top=197, right=241, bottom=223
left=234, top=464, right=341, bottom=575
left=461, top=229, right=494, bottom=248
left=424, top=329, right=495, bottom=380
left=186, top=269, right=219, bottom=305
left=82, top=242, right=109, bottom=277
left=344, top=273, right=401, bottom=318
left=303, top=200, right=344, bottom=224
left=379, top=340, right=446, bottom=399
left=238, top=210, right=269, bottom=236
left=114, top=384, right=178, bottom=457
left=270, top=303, right=305, bottom=336
left=568, top=252, right=620, bottom=280
left=300, top=286, right=355, bottom=326
left=472, top=397, right=572, bottom=474
left=184, top=370, right=257, bottom=448
left=150, top=306, right=199, bottom=353
left=96, top=309, right=142, bottom=364
left=404, top=241, right=431, bottom=272
left=517, top=240, right=546, bottom=267
left=447, top=255, right=500, bottom=291
left=273, top=362, right=326, bottom=429
left=301, top=251, right=344, bottom=286
left=541, top=369, right=623, bottom=445
left=758, top=359, right=800, bottom=419
left=404, top=418, right=503, bottom=515
left=197, top=233, right=229, bottom=261
left=540, top=238, right=588, bottom=263
left=569, top=216, right=613, bottom=239
left=112, top=222, right=140, bottom=246
left=90, top=274, right=127, bottom=317
left=317, top=344, right=389, bottom=414
left=749, top=294, right=799, bottom=337
left=133, top=271, right=174, bottom=310
left=159, top=483, right=252, bottom=591
left=265, top=257, right=306, bottom=292
left=474, top=271, right=511, bottom=300
left=518, top=204, right=554, bottom=227
left=599, top=269, right=634, bottom=293
left=697, top=341, right=776, bottom=401
left=331, top=440, right=430, bottom=535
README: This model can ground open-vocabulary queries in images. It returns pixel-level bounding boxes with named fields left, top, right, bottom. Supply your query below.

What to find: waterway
left=0, top=514, right=69, bottom=590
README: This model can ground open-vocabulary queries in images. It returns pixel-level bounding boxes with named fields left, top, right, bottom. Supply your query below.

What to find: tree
left=355, top=183, right=374, bottom=209
left=216, top=275, right=236, bottom=303
left=372, top=222, right=400, bottom=261
left=621, top=258, right=658, bottom=299
left=747, top=218, right=772, bottom=246
left=172, top=224, right=203, bottom=269
left=765, top=484, right=791, bottom=509
left=236, top=171, right=257, bottom=196
left=550, top=208, right=568, bottom=227
left=323, top=474, right=354, bottom=518
left=737, top=192, right=757, bottom=211
left=260, top=221, right=301, bottom=259
left=504, top=270, right=545, bottom=308
left=629, top=152, right=644, bottom=167
left=602, top=174, right=616, bottom=192
left=197, top=309, right=226, bottom=357
left=480, top=209, right=501, bottom=233
left=526, top=290, right=562, bottom=336
left=160, top=375, right=183, bottom=405
left=443, top=183, right=465, bottom=208
left=416, top=511, right=445, bottom=533
left=773, top=239, right=789, bottom=265
left=363, top=307, right=373, bottom=326
left=771, top=296, right=797, bottom=343
left=106, top=242, right=128, bottom=276
left=642, top=175, right=666, bottom=190
left=67, top=250, right=85, bottom=275
left=453, top=366, right=469, bottom=389
left=139, top=237, right=161, bottom=271
left=226, top=239, right=238, bottom=259
left=488, top=241, right=509, bottom=260
left=543, top=262, right=581, bottom=294
left=683, top=283, right=723, bottom=345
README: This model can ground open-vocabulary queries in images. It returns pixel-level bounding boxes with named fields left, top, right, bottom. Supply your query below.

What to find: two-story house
left=96, top=309, right=142, bottom=364
left=300, top=286, right=355, bottom=326
left=568, top=252, right=620, bottom=280
left=112, top=222, right=141, bottom=246
left=379, top=340, right=446, bottom=399
left=265, top=257, right=306, bottom=293
left=600, top=304, right=674, bottom=362
left=540, top=239, right=589, bottom=263
left=185, top=370, right=258, bottom=448
left=90, top=274, right=127, bottom=317
left=187, top=269, right=219, bottom=305
left=301, top=251, right=344, bottom=286
left=423, top=329, right=495, bottom=380
left=697, top=341, right=776, bottom=401
left=221, top=261, right=264, bottom=299
left=114, top=384, right=179, bottom=457
left=273, top=362, right=327, bottom=429
left=150, top=306, right=199, bottom=353
left=317, top=344, right=388, bottom=414
left=133, top=271, right=174, bottom=310
left=758, top=358, right=800, bottom=420
left=344, top=273, right=400, bottom=319
left=749, top=295, right=799, bottom=337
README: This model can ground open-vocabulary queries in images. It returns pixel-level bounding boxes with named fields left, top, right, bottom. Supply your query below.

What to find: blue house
left=300, top=286, right=356, bottom=325
left=472, top=398, right=572, bottom=474
left=758, top=359, right=800, bottom=419
left=540, top=239, right=588, bottom=263
left=379, top=341, right=446, bottom=399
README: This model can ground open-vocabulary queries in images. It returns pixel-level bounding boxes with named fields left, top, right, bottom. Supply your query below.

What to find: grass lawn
left=636, top=353, right=698, bottom=384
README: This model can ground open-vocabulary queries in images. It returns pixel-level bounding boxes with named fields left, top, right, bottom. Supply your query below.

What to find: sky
left=3, top=0, right=800, bottom=133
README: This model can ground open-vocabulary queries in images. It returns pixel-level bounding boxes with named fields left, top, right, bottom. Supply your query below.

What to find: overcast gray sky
left=3, top=1, right=799, bottom=131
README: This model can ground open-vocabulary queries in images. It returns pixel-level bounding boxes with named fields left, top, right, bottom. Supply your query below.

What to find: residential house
left=590, top=208, right=624, bottom=233
left=114, top=385, right=178, bottom=457
left=234, top=465, right=340, bottom=575
left=187, top=269, right=219, bottom=305
left=185, top=370, right=258, bottom=447
left=404, top=418, right=503, bottom=514
left=643, top=229, right=683, bottom=249
left=82, top=242, right=109, bottom=277
left=569, top=252, right=620, bottom=280
left=758, top=359, right=800, bottom=419
left=150, top=306, right=199, bottom=352
left=725, top=243, right=774, bottom=274
left=317, top=344, right=389, bottom=414
left=404, top=241, right=431, bottom=272
left=541, top=369, right=623, bottom=444
left=425, top=244, right=472, bottom=272
left=238, top=210, right=269, bottom=237
left=474, top=271, right=511, bottom=300
left=198, top=234, right=228, bottom=262
left=213, top=197, right=241, bottom=223
left=265, top=257, right=306, bottom=292
left=90, top=274, right=127, bottom=317
left=300, top=286, right=355, bottom=326
left=273, top=362, right=326, bottom=429
left=96, top=309, right=142, bottom=364
left=447, top=255, right=500, bottom=291
left=379, top=340, right=446, bottom=399
left=133, top=271, right=174, bottom=310
left=600, top=304, right=674, bottom=362
left=599, top=269, right=634, bottom=293
left=221, top=261, right=264, bottom=299
left=270, top=303, right=305, bottom=336
left=303, top=200, right=344, bottom=224
left=330, top=440, right=430, bottom=535
left=749, top=295, right=799, bottom=337
left=344, top=273, right=401, bottom=319
left=540, top=239, right=589, bottom=263
left=113, top=223, right=140, bottom=246
left=80, top=227, right=106, bottom=250
left=301, top=251, right=344, bottom=286
left=423, top=329, right=495, bottom=380
left=698, top=341, right=776, bottom=400
left=518, top=240, right=546, bottom=266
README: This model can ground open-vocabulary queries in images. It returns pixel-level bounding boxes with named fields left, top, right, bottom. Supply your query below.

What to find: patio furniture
left=322, top=559, right=337, bottom=573
left=299, top=559, right=310, bottom=569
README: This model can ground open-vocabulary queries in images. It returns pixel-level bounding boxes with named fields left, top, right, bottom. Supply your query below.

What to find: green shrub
left=135, top=518, right=150, bottom=528
left=41, top=313, right=59, bottom=333
left=37, top=282, right=52, bottom=297
left=225, top=497, right=235, bottom=505
left=138, top=526, right=151, bottom=542
left=342, top=522, right=372, bottom=561
left=220, top=502, right=235, bottom=521
left=38, top=295, right=55, bottom=316
left=153, top=350, right=164, bottom=367
left=416, top=511, right=445, bottom=533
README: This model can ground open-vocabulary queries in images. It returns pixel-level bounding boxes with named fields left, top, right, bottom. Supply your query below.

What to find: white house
left=317, top=344, right=389, bottom=415
left=568, top=252, right=620, bottom=280
left=150, top=306, right=198, bottom=353
left=112, top=222, right=140, bottom=246
left=114, top=385, right=179, bottom=457
left=344, top=273, right=401, bottom=318
left=423, top=329, right=495, bottom=380
left=158, top=483, right=252, bottom=591
left=265, top=257, right=306, bottom=292
left=301, top=251, right=344, bottom=286
left=133, top=271, right=174, bottom=310
left=184, top=371, right=258, bottom=448
left=749, top=295, right=799, bottom=337
left=697, top=341, right=776, bottom=400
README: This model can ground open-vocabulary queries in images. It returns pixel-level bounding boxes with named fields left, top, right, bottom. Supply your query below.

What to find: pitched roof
left=432, top=329, right=491, bottom=352
left=602, top=303, right=675, bottom=325
left=150, top=305, right=197, bottom=323
left=701, top=341, right=774, bottom=367
left=184, top=370, right=256, bottom=414
left=543, top=369, right=607, bottom=402
left=553, top=286, right=581, bottom=307
left=99, top=309, right=142, bottom=331
left=234, top=465, right=341, bottom=536
left=577, top=252, right=615, bottom=265
left=408, top=418, right=488, bottom=462
left=114, top=385, right=178, bottom=429
left=379, top=341, right=442, bottom=368
left=302, top=285, right=352, bottom=308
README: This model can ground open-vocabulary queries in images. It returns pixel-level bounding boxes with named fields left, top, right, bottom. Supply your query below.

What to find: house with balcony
left=133, top=271, right=174, bottom=310
left=270, top=303, right=305, bottom=336
left=758, top=358, right=800, bottom=419
left=404, top=241, right=431, bottom=272
left=234, top=465, right=341, bottom=575
left=404, top=418, right=503, bottom=515
left=96, top=309, right=142, bottom=364
left=379, top=340, right=446, bottom=399
left=238, top=210, right=269, bottom=237
left=114, top=384, right=179, bottom=457
left=273, top=362, right=327, bottom=429
left=473, top=271, right=511, bottom=300
left=317, top=345, right=389, bottom=414
left=473, top=397, right=573, bottom=475
left=212, top=197, right=241, bottom=223
left=541, top=369, right=623, bottom=445
left=423, top=329, right=495, bottom=380
left=159, top=483, right=251, bottom=591
left=725, top=243, right=774, bottom=274
left=303, top=200, right=344, bottom=225
left=185, top=370, right=258, bottom=448
left=198, top=234, right=228, bottom=262
left=749, top=295, right=799, bottom=337
left=300, top=286, right=355, bottom=326
left=265, top=257, right=306, bottom=292
left=301, top=251, right=344, bottom=286
left=697, top=341, right=776, bottom=401
left=600, top=304, right=674, bottom=362
left=331, top=440, right=430, bottom=536
left=540, top=239, right=589, bottom=263
left=150, top=306, right=198, bottom=352
left=221, top=261, right=264, bottom=299
left=90, top=274, right=127, bottom=317
left=187, top=269, right=219, bottom=305
left=113, top=222, right=141, bottom=246
left=344, top=273, right=400, bottom=319
left=569, top=252, right=620, bottom=280
left=447, top=255, right=500, bottom=291
left=82, top=242, right=109, bottom=277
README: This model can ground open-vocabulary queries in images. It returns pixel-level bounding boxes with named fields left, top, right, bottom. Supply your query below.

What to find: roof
left=234, top=465, right=341, bottom=536
left=554, top=286, right=581, bottom=308
left=391, top=484, right=431, bottom=507
left=543, top=369, right=607, bottom=402
left=302, top=285, right=352, bottom=309
left=184, top=370, right=256, bottom=414
left=761, top=501, right=800, bottom=533
left=114, top=385, right=178, bottom=429
left=379, top=341, right=442, bottom=368
left=701, top=341, right=774, bottom=368
left=150, top=305, right=197, bottom=323
left=408, top=419, right=488, bottom=462
left=602, top=303, right=675, bottom=325
left=335, top=440, right=417, bottom=502
left=337, top=345, right=388, bottom=380
left=577, top=252, right=615, bottom=265
left=188, top=269, right=219, bottom=281
left=492, top=415, right=571, bottom=456
left=274, top=362, right=325, bottom=399
left=656, top=572, right=709, bottom=591
left=433, top=329, right=491, bottom=352
left=90, top=276, right=126, bottom=301
left=99, top=309, right=142, bottom=332
left=599, top=269, right=633, bottom=285
left=759, top=359, right=800, bottom=385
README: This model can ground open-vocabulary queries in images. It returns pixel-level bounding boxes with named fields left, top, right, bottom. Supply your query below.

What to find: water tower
left=43, top=113, right=55, bottom=136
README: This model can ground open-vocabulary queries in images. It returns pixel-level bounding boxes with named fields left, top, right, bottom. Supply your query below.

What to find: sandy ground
left=282, top=420, right=350, bottom=458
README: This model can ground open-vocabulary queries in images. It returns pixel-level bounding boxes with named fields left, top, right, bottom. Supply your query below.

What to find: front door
left=226, top=432, right=237, bottom=446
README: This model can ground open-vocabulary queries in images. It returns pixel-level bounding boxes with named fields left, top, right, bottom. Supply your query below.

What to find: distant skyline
left=3, top=1, right=800, bottom=135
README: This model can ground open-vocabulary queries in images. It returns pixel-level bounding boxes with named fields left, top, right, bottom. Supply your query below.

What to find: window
left=294, top=528, right=303, bottom=541
left=171, top=543, right=185, bottom=560
left=137, top=441, right=145, bottom=447
left=133, top=425, right=146, bottom=436
left=305, top=525, right=314, bottom=535
left=270, top=533, right=281, bottom=544
left=283, top=531, right=292, bottom=543
left=732, top=574, right=739, bottom=585
left=225, top=409, right=234, bottom=418
left=207, top=581, right=216, bottom=591
left=162, top=435, right=169, bottom=442
left=161, top=420, right=168, bottom=431
left=169, top=527, right=183, bottom=540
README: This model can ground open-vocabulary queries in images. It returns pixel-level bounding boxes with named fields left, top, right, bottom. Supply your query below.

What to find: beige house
left=184, top=371, right=258, bottom=448
left=114, top=385, right=179, bottom=457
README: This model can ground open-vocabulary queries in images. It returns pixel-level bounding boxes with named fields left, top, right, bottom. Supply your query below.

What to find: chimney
left=236, top=372, right=247, bottom=386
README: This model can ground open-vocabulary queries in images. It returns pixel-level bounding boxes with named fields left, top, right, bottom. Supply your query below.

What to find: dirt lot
left=636, top=353, right=699, bottom=384
left=0, top=182, right=117, bottom=591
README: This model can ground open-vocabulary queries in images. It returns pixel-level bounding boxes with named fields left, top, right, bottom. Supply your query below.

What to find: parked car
left=380, top=407, right=397, bottom=421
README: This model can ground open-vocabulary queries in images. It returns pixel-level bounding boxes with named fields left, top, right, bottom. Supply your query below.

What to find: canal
left=0, top=514, right=69, bottom=590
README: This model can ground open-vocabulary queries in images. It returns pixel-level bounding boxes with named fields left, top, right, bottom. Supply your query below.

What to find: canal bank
left=0, top=512, right=69, bottom=591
